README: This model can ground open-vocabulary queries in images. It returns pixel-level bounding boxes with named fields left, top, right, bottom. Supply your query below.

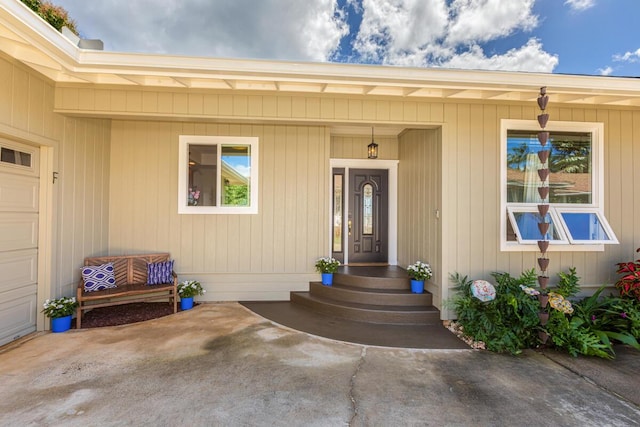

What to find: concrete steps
left=290, top=266, right=440, bottom=325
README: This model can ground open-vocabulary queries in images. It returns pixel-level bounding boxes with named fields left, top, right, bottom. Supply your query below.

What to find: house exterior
left=1, top=0, right=639, bottom=345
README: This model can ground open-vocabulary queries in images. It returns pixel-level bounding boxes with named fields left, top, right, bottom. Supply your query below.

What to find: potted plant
left=42, top=297, right=78, bottom=333
left=406, top=261, right=433, bottom=293
left=177, top=280, right=205, bottom=310
left=315, top=257, right=340, bottom=286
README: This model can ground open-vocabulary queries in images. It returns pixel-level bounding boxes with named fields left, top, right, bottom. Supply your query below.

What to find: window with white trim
left=500, top=120, right=617, bottom=251
left=178, top=136, right=258, bottom=214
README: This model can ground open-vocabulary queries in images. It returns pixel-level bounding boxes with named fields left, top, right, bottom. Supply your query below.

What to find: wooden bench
left=76, top=253, right=177, bottom=328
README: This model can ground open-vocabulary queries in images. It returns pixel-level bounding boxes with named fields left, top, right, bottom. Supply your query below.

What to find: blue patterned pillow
left=147, top=260, right=174, bottom=285
left=82, top=263, right=117, bottom=292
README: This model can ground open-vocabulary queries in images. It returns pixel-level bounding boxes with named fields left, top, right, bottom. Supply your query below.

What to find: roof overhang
left=2, top=0, right=640, bottom=107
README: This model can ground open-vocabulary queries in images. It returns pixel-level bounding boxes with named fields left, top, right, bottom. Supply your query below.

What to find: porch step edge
left=310, top=282, right=433, bottom=306
left=291, top=292, right=440, bottom=325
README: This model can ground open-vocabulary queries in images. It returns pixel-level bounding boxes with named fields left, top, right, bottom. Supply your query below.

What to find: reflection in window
left=187, top=144, right=251, bottom=207
left=559, top=211, right=617, bottom=243
left=508, top=211, right=563, bottom=242
left=363, top=184, right=373, bottom=235
left=179, top=135, right=258, bottom=214
left=222, top=145, right=250, bottom=207
left=506, top=130, right=592, bottom=204
left=501, top=120, right=616, bottom=250
left=188, top=144, right=217, bottom=206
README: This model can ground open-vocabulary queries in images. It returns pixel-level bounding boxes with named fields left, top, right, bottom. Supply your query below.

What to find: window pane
left=510, top=211, right=563, bottom=241
left=188, top=144, right=217, bottom=206
left=1, top=147, right=31, bottom=167
left=507, top=130, right=592, bottom=204
left=362, top=184, right=373, bottom=235
left=333, top=174, right=343, bottom=252
left=222, top=145, right=250, bottom=207
left=560, top=212, right=612, bottom=242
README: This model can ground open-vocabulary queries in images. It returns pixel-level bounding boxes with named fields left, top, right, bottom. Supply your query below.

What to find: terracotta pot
left=539, top=294, right=549, bottom=307
left=537, top=131, right=549, bottom=146
left=538, top=312, right=549, bottom=326
left=538, top=257, right=550, bottom=271
left=537, top=168, right=549, bottom=182
left=537, top=113, right=549, bottom=129
left=537, top=149, right=550, bottom=164
left=538, top=275, right=549, bottom=289
left=538, top=186, right=549, bottom=199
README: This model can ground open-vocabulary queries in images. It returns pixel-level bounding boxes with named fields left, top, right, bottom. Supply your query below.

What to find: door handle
left=348, top=219, right=352, bottom=236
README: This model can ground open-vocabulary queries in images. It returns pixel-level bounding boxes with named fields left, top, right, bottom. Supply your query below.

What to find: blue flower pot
left=321, top=273, right=333, bottom=286
left=51, top=315, right=72, bottom=333
left=410, top=279, right=424, bottom=294
left=180, top=297, right=194, bottom=310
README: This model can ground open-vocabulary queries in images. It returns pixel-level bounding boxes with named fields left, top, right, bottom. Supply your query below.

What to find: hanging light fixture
left=368, top=127, right=379, bottom=159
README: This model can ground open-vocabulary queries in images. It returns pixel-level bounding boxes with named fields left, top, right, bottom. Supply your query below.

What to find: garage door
left=0, top=140, right=39, bottom=347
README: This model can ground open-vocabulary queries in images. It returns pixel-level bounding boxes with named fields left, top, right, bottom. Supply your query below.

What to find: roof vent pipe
left=62, top=26, right=104, bottom=50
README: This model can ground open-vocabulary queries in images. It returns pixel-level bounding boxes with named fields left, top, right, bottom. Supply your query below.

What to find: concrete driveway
left=1, top=303, right=639, bottom=426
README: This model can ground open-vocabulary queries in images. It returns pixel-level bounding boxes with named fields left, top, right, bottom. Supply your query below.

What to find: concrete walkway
left=1, top=303, right=639, bottom=426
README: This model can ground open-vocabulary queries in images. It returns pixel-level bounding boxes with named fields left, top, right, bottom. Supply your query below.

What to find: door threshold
left=345, top=262, right=390, bottom=267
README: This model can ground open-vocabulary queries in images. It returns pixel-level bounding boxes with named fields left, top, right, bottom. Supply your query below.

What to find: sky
left=50, top=0, right=640, bottom=77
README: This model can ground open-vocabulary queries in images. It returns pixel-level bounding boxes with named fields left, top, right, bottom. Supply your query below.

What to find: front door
left=348, top=169, right=388, bottom=264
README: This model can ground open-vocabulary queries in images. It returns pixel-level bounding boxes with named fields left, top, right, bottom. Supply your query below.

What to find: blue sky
left=52, top=0, right=640, bottom=77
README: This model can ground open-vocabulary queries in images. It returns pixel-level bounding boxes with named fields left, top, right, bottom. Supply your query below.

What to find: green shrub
left=449, top=270, right=540, bottom=355
left=450, top=267, right=640, bottom=359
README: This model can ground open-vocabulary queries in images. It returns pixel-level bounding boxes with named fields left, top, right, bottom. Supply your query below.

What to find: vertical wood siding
left=0, top=55, right=111, bottom=322
left=108, top=121, right=329, bottom=300
left=398, top=129, right=442, bottom=306
left=55, top=84, right=640, bottom=309
left=331, top=135, right=399, bottom=159
left=441, top=103, right=640, bottom=310
left=55, top=117, right=111, bottom=296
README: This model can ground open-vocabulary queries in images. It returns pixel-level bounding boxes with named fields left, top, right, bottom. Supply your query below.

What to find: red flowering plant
left=615, top=248, right=640, bottom=302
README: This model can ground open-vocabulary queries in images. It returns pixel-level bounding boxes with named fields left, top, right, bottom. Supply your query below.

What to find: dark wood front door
left=348, top=169, right=388, bottom=264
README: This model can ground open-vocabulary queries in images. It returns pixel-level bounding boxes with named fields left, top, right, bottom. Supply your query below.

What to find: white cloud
left=598, top=66, right=613, bottom=76
left=613, top=48, right=640, bottom=63
left=53, top=0, right=558, bottom=73
left=54, top=0, right=348, bottom=62
left=442, top=38, right=558, bottom=72
left=353, top=0, right=553, bottom=72
left=446, top=0, right=538, bottom=46
left=564, top=0, right=596, bottom=12
left=352, top=0, right=449, bottom=63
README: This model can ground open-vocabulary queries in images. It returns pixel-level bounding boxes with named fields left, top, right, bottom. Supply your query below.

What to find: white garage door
left=0, top=140, right=39, bottom=347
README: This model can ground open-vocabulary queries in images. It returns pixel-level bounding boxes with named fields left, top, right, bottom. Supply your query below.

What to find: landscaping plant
left=315, top=257, right=340, bottom=274
left=615, top=247, right=640, bottom=302
left=449, top=270, right=540, bottom=355
left=407, top=261, right=433, bottom=281
left=450, top=266, right=640, bottom=359
left=42, top=296, right=78, bottom=318
left=177, top=280, right=205, bottom=298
